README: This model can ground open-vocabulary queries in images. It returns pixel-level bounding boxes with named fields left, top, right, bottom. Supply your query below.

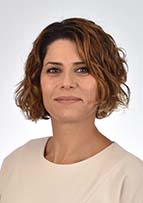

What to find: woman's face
left=40, top=39, right=98, bottom=122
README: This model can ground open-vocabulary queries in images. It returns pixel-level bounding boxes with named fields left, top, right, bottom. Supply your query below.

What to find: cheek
left=40, top=76, right=54, bottom=96
left=88, top=86, right=97, bottom=103
left=40, top=78, right=47, bottom=96
left=83, top=78, right=98, bottom=102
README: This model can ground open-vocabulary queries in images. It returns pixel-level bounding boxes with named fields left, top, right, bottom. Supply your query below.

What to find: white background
left=0, top=0, right=143, bottom=166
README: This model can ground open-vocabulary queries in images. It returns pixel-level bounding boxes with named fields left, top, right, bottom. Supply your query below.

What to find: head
left=15, top=17, right=130, bottom=121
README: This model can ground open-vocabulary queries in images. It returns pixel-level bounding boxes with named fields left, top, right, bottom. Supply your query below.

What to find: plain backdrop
left=0, top=0, right=143, bottom=166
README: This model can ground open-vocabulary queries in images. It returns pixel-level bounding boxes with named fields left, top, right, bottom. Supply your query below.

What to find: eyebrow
left=44, top=61, right=86, bottom=66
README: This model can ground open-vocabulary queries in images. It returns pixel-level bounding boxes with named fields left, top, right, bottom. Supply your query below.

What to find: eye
left=46, top=67, right=89, bottom=74
left=46, top=67, right=61, bottom=73
left=76, top=67, right=89, bottom=73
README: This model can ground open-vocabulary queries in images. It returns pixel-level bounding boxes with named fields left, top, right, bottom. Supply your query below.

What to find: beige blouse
left=0, top=136, right=143, bottom=203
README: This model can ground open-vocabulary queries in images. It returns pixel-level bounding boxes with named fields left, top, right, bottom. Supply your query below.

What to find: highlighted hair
left=15, top=17, right=130, bottom=121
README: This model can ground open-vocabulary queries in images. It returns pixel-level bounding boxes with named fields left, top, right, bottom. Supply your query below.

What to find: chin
left=51, top=114, right=83, bottom=123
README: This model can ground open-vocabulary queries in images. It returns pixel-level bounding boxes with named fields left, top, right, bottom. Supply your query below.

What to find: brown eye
left=46, top=67, right=61, bottom=73
left=76, top=67, right=89, bottom=73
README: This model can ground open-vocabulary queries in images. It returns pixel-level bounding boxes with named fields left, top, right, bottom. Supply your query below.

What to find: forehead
left=44, top=39, right=82, bottom=62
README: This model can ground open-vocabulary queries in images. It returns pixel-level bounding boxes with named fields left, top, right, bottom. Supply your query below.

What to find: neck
left=45, top=118, right=112, bottom=164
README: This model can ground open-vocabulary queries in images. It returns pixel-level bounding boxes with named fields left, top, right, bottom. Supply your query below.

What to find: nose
left=60, top=72, right=78, bottom=89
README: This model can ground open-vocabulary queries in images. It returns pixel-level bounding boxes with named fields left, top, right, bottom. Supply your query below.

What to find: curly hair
left=15, top=17, right=130, bottom=121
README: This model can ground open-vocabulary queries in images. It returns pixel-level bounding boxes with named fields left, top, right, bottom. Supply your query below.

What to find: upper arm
left=120, top=159, right=143, bottom=203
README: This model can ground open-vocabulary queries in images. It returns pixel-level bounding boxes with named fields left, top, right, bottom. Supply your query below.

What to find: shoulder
left=122, top=152, right=143, bottom=184
left=0, top=136, right=49, bottom=170
left=113, top=144, right=143, bottom=201
left=113, top=143, right=143, bottom=189
left=117, top=143, right=142, bottom=164
left=0, top=137, right=49, bottom=192
left=113, top=142, right=143, bottom=173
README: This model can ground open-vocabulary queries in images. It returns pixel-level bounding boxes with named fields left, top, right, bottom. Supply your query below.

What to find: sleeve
left=0, top=157, right=9, bottom=201
left=0, top=147, right=22, bottom=200
left=0, top=139, right=34, bottom=198
left=120, top=158, right=143, bottom=203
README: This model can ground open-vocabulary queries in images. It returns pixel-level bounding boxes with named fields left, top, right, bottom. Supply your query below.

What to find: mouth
left=55, top=99, right=81, bottom=104
left=54, top=96, right=82, bottom=104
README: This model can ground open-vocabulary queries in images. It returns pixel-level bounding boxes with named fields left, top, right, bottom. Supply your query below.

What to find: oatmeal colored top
left=0, top=136, right=143, bottom=203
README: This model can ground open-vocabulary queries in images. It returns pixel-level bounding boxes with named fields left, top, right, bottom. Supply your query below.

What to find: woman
left=0, top=17, right=143, bottom=203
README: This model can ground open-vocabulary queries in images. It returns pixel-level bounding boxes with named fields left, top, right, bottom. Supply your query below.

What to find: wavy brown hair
left=15, top=17, right=130, bottom=121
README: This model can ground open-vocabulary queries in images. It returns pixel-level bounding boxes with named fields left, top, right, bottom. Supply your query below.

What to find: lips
left=54, top=96, right=81, bottom=101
